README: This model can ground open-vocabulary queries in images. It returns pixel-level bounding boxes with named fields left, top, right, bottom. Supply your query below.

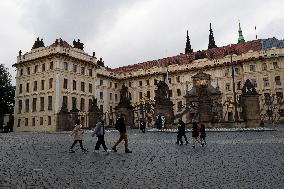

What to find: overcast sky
left=0, top=0, right=283, bottom=84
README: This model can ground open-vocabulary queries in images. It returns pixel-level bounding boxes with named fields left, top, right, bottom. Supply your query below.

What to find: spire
left=185, top=30, right=193, bottom=54
left=208, top=23, right=217, bottom=49
left=238, top=21, right=245, bottom=43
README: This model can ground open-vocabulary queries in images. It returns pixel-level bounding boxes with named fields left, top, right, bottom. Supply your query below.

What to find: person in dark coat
left=176, top=119, right=188, bottom=145
left=192, top=122, right=200, bottom=148
left=112, top=116, right=132, bottom=153
left=140, top=119, right=146, bottom=133
left=92, top=116, right=111, bottom=153
left=200, top=124, right=206, bottom=147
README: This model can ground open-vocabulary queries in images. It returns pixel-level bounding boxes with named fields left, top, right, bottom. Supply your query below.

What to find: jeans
left=95, top=135, right=108, bottom=151
left=70, top=140, right=85, bottom=150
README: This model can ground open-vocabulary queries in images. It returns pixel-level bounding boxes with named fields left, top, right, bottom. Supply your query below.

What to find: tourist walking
left=192, top=122, right=200, bottom=148
left=140, top=119, right=146, bottom=133
left=69, top=119, right=88, bottom=153
left=200, top=124, right=206, bottom=147
left=176, top=119, right=188, bottom=145
left=112, top=116, right=132, bottom=153
left=92, top=116, right=111, bottom=153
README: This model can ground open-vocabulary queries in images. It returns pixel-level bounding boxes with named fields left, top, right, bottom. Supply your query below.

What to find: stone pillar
left=154, top=104, right=174, bottom=128
left=242, top=95, right=261, bottom=127
left=56, top=112, right=73, bottom=131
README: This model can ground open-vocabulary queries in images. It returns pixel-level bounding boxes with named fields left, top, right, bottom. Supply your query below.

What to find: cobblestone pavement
left=0, top=128, right=284, bottom=189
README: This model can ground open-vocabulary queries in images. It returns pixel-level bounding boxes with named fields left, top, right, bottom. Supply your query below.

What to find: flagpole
left=230, top=44, right=238, bottom=122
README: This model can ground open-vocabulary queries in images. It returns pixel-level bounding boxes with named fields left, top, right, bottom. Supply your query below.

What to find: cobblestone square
left=0, top=128, right=284, bottom=189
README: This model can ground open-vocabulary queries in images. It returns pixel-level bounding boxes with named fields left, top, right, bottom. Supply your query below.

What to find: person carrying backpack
left=92, top=116, right=111, bottom=153
left=112, top=116, right=132, bottom=153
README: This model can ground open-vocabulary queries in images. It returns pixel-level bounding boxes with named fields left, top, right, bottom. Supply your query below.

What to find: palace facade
left=13, top=24, right=284, bottom=132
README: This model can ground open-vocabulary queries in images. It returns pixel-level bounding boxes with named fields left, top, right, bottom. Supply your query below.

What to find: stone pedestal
left=116, top=107, right=134, bottom=128
left=56, top=113, right=73, bottom=131
left=199, top=102, right=212, bottom=123
left=242, top=95, right=261, bottom=128
left=88, top=112, right=102, bottom=128
left=154, top=104, right=174, bottom=128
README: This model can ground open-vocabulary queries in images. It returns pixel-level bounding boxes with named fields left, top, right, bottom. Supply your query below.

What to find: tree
left=0, top=64, right=15, bottom=129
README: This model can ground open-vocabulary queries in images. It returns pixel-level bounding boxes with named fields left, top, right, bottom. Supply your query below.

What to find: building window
left=177, top=101, right=183, bottom=112
left=276, top=92, right=283, bottom=103
left=80, top=98, right=85, bottom=111
left=139, top=92, right=143, bottom=99
left=100, top=79, right=103, bottom=86
left=18, top=100, right=22, bottom=114
left=42, top=63, right=45, bottom=72
left=226, top=83, right=231, bottom=91
left=27, top=67, right=30, bottom=75
left=73, top=80, right=76, bottom=91
left=32, top=118, right=35, bottom=126
left=251, top=79, right=257, bottom=88
left=17, top=119, right=21, bottom=127
left=34, top=65, right=38, bottom=73
left=177, top=76, right=180, bottom=83
left=19, top=84, right=22, bottom=94
left=25, top=118, right=28, bottom=126
left=234, top=67, right=239, bottom=75
left=249, top=64, right=256, bottom=72
left=224, top=68, right=229, bottom=77
left=110, top=93, right=113, bottom=101
left=20, top=69, right=23, bottom=76
left=237, top=81, right=242, bottom=90
left=73, top=64, right=77, bottom=73
left=63, top=79, right=68, bottom=89
left=48, top=96, right=52, bottom=110
left=89, top=83, right=92, bottom=93
left=139, top=81, right=143, bottom=86
left=115, top=83, right=117, bottom=88
left=25, top=99, right=29, bottom=112
left=110, top=106, right=113, bottom=112
left=110, top=82, right=113, bottom=88
left=177, top=89, right=181, bottom=96
left=64, top=62, right=68, bottom=70
left=262, top=63, right=267, bottom=71
left=100, top=92, right=103, bottom=100
left=89, top=69, right=92, bottom=76
left=129, top=92, right=132, bottom=100
left=26, top=83, right=30, bottom=93
left=115, top=94, right=118, bottom=101
left=169, top=90, right=172, bottom=98
left=50, top=62, right=53, bottom=70
left=81, top=82, right=85, bottom=92
left=168, top=78, right=172, bottom=84
left=263, top=77, right=269, bottom=87
left=273, top=62, right=279, bottom=69
left=100, top=105, right=103, bottom=112
left=129, top=82, right=132, bottom=87
left=32, top=81, right=36, bottom=92
left=40, top=117, right=43, bottom=125
left=48, top=116, right=51, bottom=125
left=147, top=91, right=150, bottom=98
left=32, top=98, right=37, bottom=112
left=40, top=97, right=44, bottom=111
left=81, top=67, right=85, bottom=75
left=49, top=78, right=53, bottom=89
left=72, top=97, right=77, bottom=110
left=89, top=99, right=92, bottom=110
left=63, top=96, right=68, bottom=108
left=41, top=80, right=45, bottom=90
left=275, top=76, right=281, bottom=86
left=146, top=80, right=150, bottom=85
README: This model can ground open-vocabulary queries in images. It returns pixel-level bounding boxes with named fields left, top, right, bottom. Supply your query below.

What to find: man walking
left=92, top=116, right=111, bottom=153
left=112, top=116, right=132, bottom=153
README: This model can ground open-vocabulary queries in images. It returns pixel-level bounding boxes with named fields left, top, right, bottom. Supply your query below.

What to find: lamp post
left=230, top=45, right=239, bottom=122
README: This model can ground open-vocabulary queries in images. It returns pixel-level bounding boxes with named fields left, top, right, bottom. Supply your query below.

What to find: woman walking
left=69, top=119, right=88, bottom=153
left=200, top=124, right=206, bottom=147
left=192, top=122, right=199, bottom=148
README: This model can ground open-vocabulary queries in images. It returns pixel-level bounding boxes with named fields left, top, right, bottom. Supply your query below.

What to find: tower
left=185, top=30, right=193, bottom=54
left=208, top=23, right=217, bottom=49
left=238, top=22, right=245, bottom=43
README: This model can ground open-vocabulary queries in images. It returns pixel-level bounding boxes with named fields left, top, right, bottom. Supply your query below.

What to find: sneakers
left=105, top=149, right=111, bottom=153
left=125, top=149, right=132, bottom=153
left=192, top=145, right=195, bottom=149
left=112, top=147, right=117, bottom=152
left=186, top=141, right=189, bottom=145
left=69, top=149, right=75, bottom=153
left=94, top=150, right=99, bottom=153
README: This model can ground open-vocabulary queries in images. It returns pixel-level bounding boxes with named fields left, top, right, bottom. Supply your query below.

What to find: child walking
left=92, top=116, right=111, bottom=153
left=69, top=119, right=88, bottom=153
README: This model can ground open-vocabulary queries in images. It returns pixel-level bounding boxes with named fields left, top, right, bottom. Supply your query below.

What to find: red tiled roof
left=111, top=40, right=261, bottom=73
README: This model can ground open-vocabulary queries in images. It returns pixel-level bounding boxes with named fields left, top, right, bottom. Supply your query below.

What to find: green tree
left=0, top=64, right=15, bottom=117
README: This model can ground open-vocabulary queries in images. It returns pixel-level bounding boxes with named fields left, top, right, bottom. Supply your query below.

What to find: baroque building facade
left=13, top=25, right=284, bottom=132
